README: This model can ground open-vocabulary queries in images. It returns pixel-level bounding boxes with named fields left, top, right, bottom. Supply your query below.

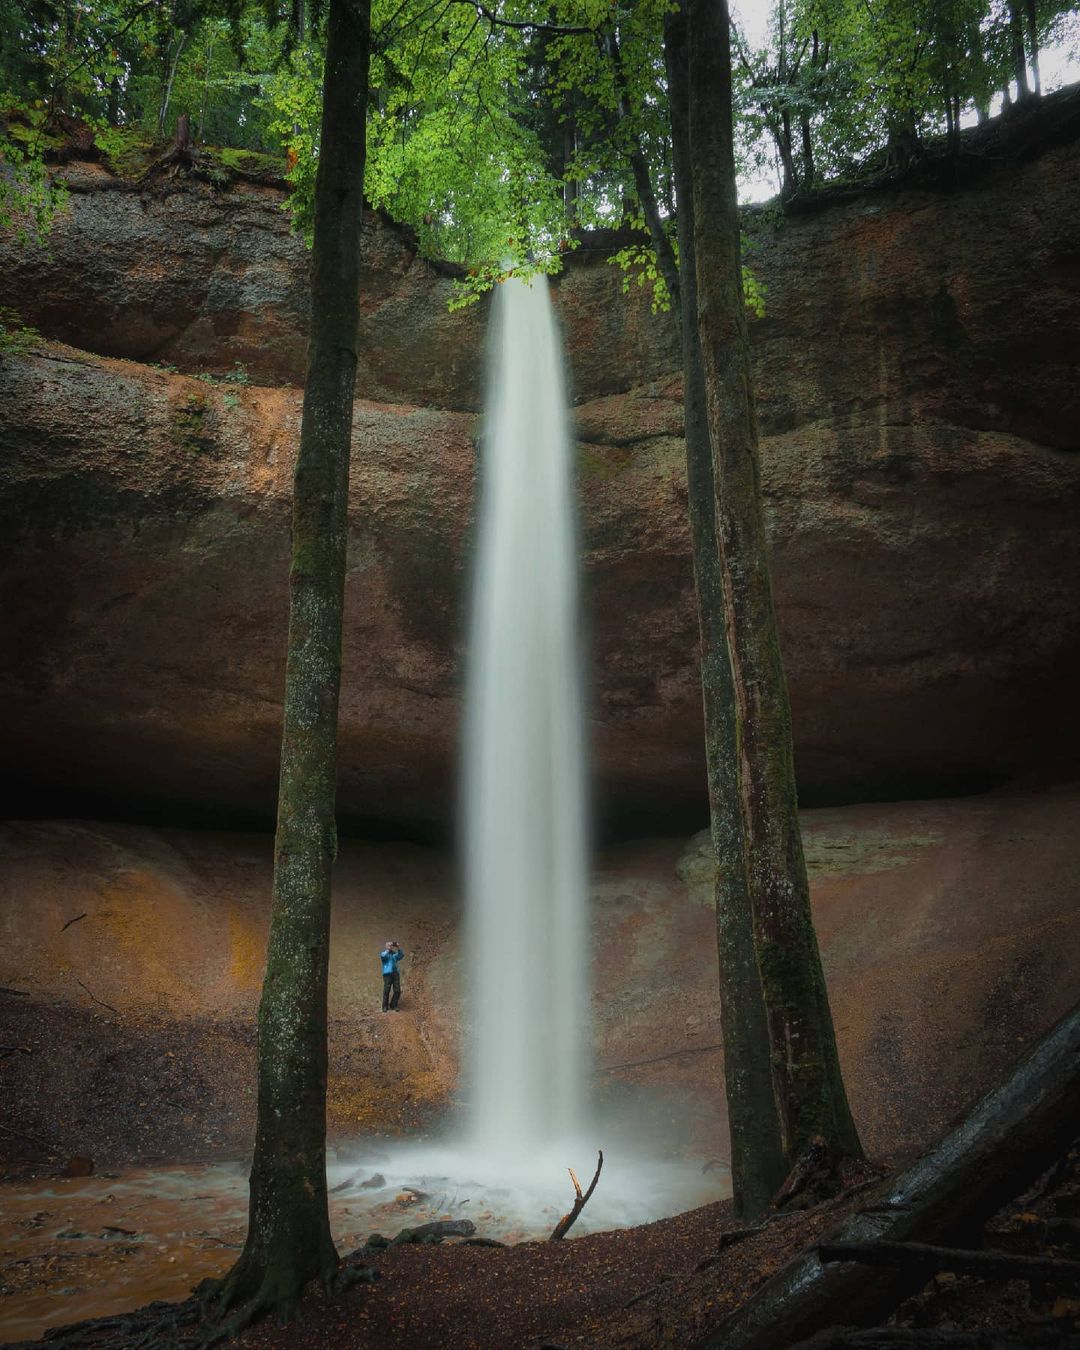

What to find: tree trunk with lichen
left=664, top=0, right=786, bottom=1220
left=685, top=0, right=861, bottom=1167
left=205, top=0, right=371, bottom=1332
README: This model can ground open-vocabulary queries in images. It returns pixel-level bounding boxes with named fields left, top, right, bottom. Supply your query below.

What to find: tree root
left=200, top=1290, right=301, bottom=1347
left=195, top=1251, right=377, bottom=1347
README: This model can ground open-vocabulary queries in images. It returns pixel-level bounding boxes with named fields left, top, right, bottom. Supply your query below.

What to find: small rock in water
left=360, top=1173, right=385, bottom=1190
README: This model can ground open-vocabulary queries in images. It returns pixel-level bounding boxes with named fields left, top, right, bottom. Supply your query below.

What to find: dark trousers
left=382, top=970, right=401, bottom=1010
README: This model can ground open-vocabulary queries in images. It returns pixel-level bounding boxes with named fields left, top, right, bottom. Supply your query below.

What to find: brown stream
left=0, top=1147, right=729, bottom=1342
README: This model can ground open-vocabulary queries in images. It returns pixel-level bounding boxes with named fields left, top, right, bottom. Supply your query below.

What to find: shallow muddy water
left=0, top=1142, right=729, bottom=1343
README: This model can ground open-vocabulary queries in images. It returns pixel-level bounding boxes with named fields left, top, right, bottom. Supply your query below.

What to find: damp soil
left=7, top=1145, right=1080, bottom=1350
left=0, top=998, right=441, bottom=1183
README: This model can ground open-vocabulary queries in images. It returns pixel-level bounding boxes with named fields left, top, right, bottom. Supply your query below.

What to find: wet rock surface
left=2, top=792, right=1078, bottom=1181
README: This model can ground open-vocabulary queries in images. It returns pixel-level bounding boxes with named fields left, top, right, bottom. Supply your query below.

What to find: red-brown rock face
left=0, top=139, right=1078, bottom=828
left=3, top=792, right=1078, bottom=1164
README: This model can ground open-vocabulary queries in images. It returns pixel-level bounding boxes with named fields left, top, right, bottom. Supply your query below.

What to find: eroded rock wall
left=1, top=348, right=1076, bottom=827
left=2, top=792, right=1077, bottom=1165
left=1, top=139, right=1079, bottom=825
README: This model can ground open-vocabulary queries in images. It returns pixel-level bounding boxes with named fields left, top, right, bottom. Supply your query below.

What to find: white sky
left=729, top=0, right=1080, bottom=202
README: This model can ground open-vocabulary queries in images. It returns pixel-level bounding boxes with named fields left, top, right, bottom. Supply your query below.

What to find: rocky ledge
left=0, top=344, right=1077, bottom=828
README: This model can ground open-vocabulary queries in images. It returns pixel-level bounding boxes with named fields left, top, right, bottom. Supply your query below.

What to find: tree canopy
left=1, top=0, right=1077, bottom=277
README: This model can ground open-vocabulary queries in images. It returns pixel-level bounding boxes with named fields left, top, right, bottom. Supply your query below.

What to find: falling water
left=464, top=274, right=588, bottom=1168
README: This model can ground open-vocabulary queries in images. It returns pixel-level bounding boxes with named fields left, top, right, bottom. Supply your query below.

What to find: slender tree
left=684, top=0, right=862, bottom=1166
left=664, top=0, right=786, bottom=1218
left=202, top=0, right=373, bottom=1334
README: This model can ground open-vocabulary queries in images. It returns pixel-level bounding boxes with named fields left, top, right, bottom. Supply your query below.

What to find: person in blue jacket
left=380, top=939, right=405, bottom=1012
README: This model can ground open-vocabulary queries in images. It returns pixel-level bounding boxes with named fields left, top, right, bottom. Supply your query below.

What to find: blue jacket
left=380, top=947, right=404, bottom=976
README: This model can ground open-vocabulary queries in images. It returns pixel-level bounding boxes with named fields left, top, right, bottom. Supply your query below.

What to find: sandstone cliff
left=1, top=138, right=1078, bottom=829
left=2, top=792, right=1078, bottom=1164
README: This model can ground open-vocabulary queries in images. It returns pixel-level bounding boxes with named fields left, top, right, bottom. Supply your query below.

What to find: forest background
left=2, top=0, right=1079, bottom=301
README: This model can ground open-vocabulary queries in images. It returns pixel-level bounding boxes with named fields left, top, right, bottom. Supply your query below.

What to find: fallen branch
left=819, top=1238, right=1080, bottom=1289
left=328, top=1169, right=363, bottom=1194
left=550, top=1150, right=604, bottom=1241
left=76, top=978, right=119, bottom=1014
left=61, top=912, right=88, bottom=932
left=693, top=1000, right=1080, bottom=1350
left=0, top=985, right=29, bottom=996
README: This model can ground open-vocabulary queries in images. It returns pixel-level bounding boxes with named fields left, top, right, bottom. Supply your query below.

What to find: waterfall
left=464, top=274, right=588, bottom=1167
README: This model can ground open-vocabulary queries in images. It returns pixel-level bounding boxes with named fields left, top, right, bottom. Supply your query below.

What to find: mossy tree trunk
left=207, top=0, right=371, bottom=1330
left=685, top=0, right=862, bottom=1166
left=663, top=0, right=786, bottom=1219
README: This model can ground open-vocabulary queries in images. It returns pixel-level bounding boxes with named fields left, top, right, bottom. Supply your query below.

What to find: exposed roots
left=194, top=1252, right=376, bottom=1347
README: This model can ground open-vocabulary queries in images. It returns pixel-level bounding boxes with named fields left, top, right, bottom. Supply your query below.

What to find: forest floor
left=5, top=1141, right=1079, bottom=1349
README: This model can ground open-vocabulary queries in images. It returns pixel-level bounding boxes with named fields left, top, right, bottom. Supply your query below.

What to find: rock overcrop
left=1, top=136, right=1079, bottom=825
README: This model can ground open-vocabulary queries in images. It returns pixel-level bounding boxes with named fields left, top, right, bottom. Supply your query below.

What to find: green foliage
left=608, top=222, right=767, bottom=319
left=610, top=234, right=673, bottom=313
left=195, top=360, right=251, bottom=384
left=733, top=0, right=1080, bottom=195
left=0, top=305, right=44, bottom=354
left=0, top=109, right=68, bottom=243
left=1, top=0, right=1075, bottom=280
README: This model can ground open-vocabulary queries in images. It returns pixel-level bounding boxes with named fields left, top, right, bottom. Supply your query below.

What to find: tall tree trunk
left=606, top=28, right=681, bottom=315
left=664, top=0, right=786, bottom=1220
left=205, top=0, right=371, bottom=1331
left=562, top=110, right=579, bottom=222
left=197, top=34, right=216, bottom=143
left=685, top=0, right=861, bottom=1166
left=1009, top=2, right=1032, bottom=102
left=778, top=108, right=799, bottom=197
left=799, top=114, right=814, bottom=189
left=800, top=29, right=819, bottom=189
left=157, top=32, right=187, bottom=139
left=1024, top=0, right=1041, bottom=95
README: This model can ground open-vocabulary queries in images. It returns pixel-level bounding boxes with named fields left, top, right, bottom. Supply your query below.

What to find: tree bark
left=1009, top=3, right=1032, bottom=102
left=664, top=0, right=786, bottom=1220
left=562, top=110, right=579, bottom=221
left=800, top=30, right=819, bottom=189
left=206, top=0, right=371, bottom=1330
left=778, top=108, right=799, bottom=198
left=1024, top=0, right=1042, bottom=96
left=692, top=1000, right=1080, bottom=1350
left=686, top=0, right=861, bottom=1166
left=157, top=32, right=187, bottom=139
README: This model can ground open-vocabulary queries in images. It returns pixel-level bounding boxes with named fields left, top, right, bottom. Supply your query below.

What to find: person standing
left=380, top=940, right=404, bottom=1012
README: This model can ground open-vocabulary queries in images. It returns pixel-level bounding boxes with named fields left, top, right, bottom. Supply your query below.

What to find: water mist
left=317, top=275, right=729, bottom=1237
left=464, top=274, right=588, bottom=1168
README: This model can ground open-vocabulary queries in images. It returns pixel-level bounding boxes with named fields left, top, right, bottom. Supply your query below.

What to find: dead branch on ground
left=76, top=977, right=119, bottom=1013
left=550, top=1150, right=604, bottom=1241
left=818, top=1238, right=1080, bottom=1288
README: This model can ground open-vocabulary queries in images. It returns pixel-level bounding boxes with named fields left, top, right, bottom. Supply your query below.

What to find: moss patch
left=801, top=826, right=942, bottom=876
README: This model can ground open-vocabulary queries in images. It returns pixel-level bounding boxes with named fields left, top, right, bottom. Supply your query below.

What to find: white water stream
left=463, top=274, right=588, bottom=1165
